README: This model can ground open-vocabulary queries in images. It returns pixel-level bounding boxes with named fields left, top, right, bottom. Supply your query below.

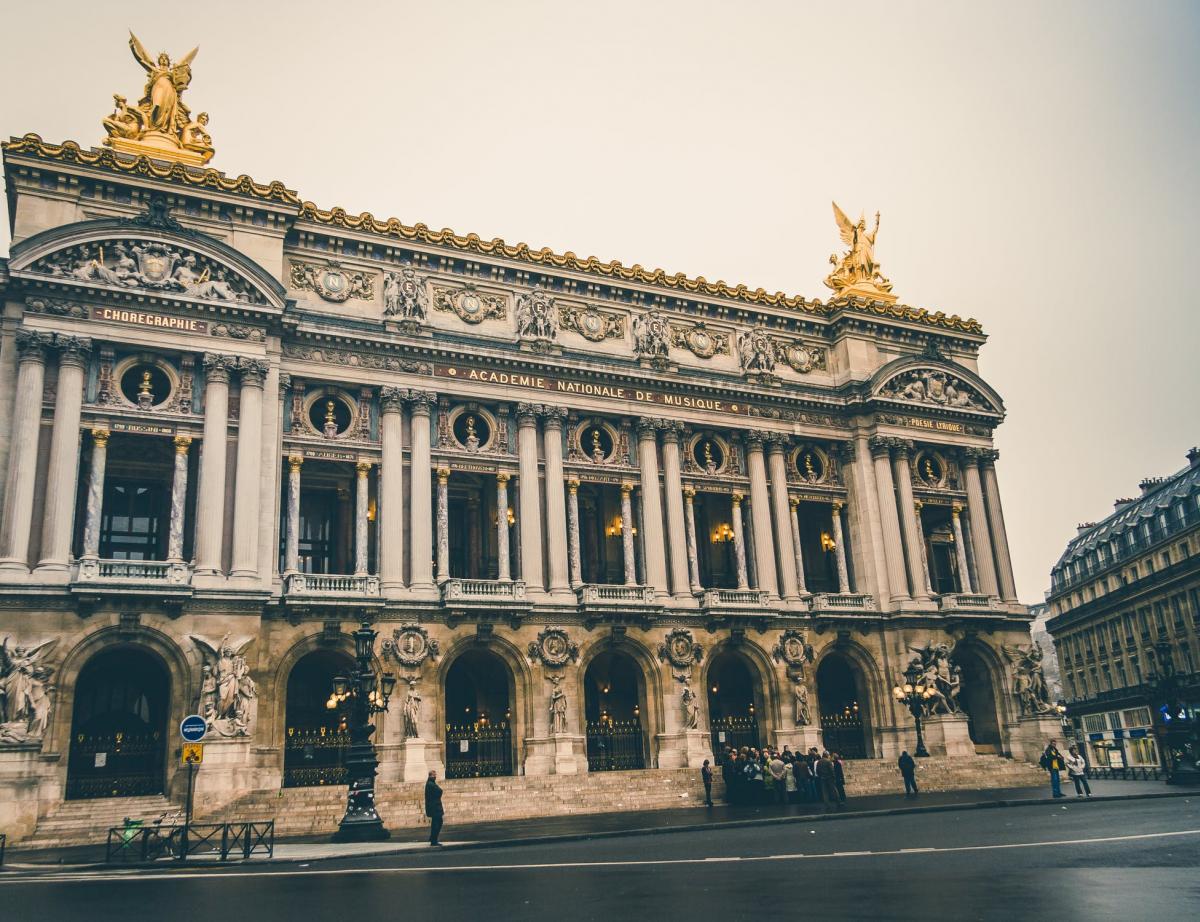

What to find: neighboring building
left=0, top=40, right=1056, bottom=841
left=1027, top=602, right=1063, bottom=703
left=1046, top=449, right=1200, bottom=770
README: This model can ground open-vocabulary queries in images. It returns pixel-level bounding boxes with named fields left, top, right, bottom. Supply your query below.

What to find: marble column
left=408, top=391, right=435, bottom=590
left=80, top=428, right=109, bottom=560
left=0, top=331, right=50, bottom=572
left=891, top=440, right=931, bottom=602
left=788, top=496, right=808, bottom=594
left=355, top=461, right=372, bottom=576
left=566, top=477, right=582, bottom=588
left=912, top=500, right=933, bottom=595
left=744, top=434, right=778, bottom=597
left=435, top=465, right=450, bottom=583
left=195, top=353, right=234, bottom=576
left=731, top=491, right=749, bottom=589
left=540, top=408, right=570, bottom=594
left=230, top=359, right=267, bottom=581
left=516, top=404, right=544, bottom=591
left=620, top=481, right=637, bottom=586
left=831, top=501, right=851, bottom=593
left=36, top=336, right=91, bottom=574
left=951, top=503, right=974, bottom=593
left=682, top=486, right=702, bottom=592
left=659, top=425, right=691, bottom=597
left=635, top=419, right=669, bottom=596
left=766, top=438, right=799, bottom=600
left=980, top=450, right=1019, bottom=602
left=379, top=387, right=405, bottom=591
left=284, top=454, right=302, bottom=575
left=742, top=496, right=758, bottom=589
left=496, top=473, right=512, bottom=581
left=962, top=449, right=1000, bottom=597
left=869, top=436, right=910, bottom=603
left=167, top=436, right=191, bottom=563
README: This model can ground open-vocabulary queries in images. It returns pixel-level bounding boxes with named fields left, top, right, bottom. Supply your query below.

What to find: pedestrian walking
left=831, top=752, right=847, bottom=803
left=702, top=758, right=715, bottom=806
left=1040, top=740, right=1066, bottom=798
left=815, top=751, right=841, bottom=810
left=1065, top=746, right=1092, bottom=797
left=425, top=769, right=445, bottom=846
left=898, top=750, right=918, bottom=797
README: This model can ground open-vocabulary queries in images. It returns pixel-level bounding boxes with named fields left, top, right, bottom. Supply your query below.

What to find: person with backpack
left=1040, top=740, right=1066, bottom=798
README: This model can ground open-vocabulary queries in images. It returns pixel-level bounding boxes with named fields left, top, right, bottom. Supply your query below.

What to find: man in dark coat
left=425, top=769, right=445, bottom=846
left=815, top=751, right=841, bottom=810
left=721, top=750, right=739, bottom=804
left=898, top=750, right=918, bottom=797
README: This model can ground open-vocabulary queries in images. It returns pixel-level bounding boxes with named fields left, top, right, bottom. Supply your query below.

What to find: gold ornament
left=823, top=202, right=896, bottom=302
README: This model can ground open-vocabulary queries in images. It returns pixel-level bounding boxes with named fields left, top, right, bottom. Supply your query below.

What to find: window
left=1115, top=660, right=1128, bottom=687
left=99, top=479, right=168, bottom=560
left=1127, top=737, right=1158, bottom=766
left=1083, top=714, right=1107, bottom=733
left=1123, top=707, right=1151, bottom=727
left=1182, top=644, right=1195, bottom=676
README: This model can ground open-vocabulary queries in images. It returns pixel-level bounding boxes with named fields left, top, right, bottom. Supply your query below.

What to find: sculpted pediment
left=871, top=359, right=1003, bottom=415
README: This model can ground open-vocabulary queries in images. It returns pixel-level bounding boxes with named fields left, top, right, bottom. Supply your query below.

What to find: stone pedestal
left=395, top=738, right=432, bottom=783
left=553, top=734, right=584, bottom=775
left=522, top=737, right=555, bottom=776
left=189, top=740, right=260, bottom=816
left=1007, top=715, right=1064, bottom=762
left=768, top=725, right=823, bottom=756
left=656, top=730, right=713, bottom=769
left=922, top=714, right=976, bottom=757
left=0, top=745, right=52, bottom=842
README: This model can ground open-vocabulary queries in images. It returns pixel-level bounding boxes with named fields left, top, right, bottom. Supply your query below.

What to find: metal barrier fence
left=1086, top=766, right=1164, bottom=781
left=105, top=821, right=274, bottom=864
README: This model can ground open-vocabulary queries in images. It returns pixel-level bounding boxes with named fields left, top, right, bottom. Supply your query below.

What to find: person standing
left=898, top=750, right=918, bottom=798
left=768, top=751, right=788, bottom=805
left=1065, top=745, right=1092, bottom=797
left=815, top=751, right=840, bottom=811
left=425, top=769, right=445, bottom=846
left=722, top=750, right=739, bottom=804
left=702, top=759, right=715, bottom=807
left=1040, top=740, right=1066, bottom=798
left=831, top=752, right=847, bottom=803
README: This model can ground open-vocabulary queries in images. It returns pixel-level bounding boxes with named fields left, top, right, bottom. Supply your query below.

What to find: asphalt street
left=3, top=798, right=1198, bottom=921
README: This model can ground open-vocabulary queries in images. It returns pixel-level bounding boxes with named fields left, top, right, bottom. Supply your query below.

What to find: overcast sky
left=2, top=0, right=1196, bottom=602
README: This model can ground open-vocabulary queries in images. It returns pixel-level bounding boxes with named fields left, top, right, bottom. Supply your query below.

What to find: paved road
left=4, top=798, right=1198, bottom=920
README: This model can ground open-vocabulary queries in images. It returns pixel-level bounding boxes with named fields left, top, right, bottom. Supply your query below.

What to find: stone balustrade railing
left=698, top=588, right=771, bottom=608
left=577, top=584, right=657, bottom=604
left=938, top=593, right=1001, bottom=612
left=441, top=578, right=528, bottom=601
left=76, top=558, right=191, bottom=585
left=809, top=592, right=875, bottom=612
left=283, top=573, right=380, bottom=596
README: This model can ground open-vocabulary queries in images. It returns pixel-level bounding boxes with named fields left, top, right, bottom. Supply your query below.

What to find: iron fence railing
left=105, top=821, right=274, bottom=864
left=1085, top=766, right=1165, bottom=781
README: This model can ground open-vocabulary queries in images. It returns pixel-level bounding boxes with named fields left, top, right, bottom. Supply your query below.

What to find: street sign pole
left=178, top=715, right=206, bottom=862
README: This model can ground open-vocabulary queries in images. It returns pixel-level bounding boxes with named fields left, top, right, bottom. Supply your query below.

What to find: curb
left=7, top=789, right=1193, bottom=874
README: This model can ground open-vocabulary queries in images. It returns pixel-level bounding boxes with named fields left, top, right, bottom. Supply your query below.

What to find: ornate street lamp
left=331, top=620, right=397, bottom=842
left=892, top=661, right=936, bottom=758
left=1148, top=638, right=1200, bottom=786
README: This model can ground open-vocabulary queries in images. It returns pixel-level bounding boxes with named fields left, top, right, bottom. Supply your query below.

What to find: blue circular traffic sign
left=180, top=714, right=207, bottom=743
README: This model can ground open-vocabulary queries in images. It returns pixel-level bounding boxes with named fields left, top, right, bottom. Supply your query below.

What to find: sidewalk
left=4, top=778, right=1185, bottom=870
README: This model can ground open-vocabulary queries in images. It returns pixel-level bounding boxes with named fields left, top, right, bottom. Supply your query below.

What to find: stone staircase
left=841, top=754, right=1045, bottom=795
left=18, top=794, right=180, bottom=851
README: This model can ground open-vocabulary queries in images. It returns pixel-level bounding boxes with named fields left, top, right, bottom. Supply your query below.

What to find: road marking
left=5, top=827, right=1199, bottom=885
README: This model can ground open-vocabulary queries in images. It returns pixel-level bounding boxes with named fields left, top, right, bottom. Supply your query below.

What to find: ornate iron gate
left=283, top=726, right=351, bottom=787
left=445, top=722, right=513, bottom=778
left=820, top=711, right=867, bottom=759
left=67, top=731, right=166, bottom=800
left=710, top=716, right=760, bottom=759
left=586, top=719, right=646, bottom=771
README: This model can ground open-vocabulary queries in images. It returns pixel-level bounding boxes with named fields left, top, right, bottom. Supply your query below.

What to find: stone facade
left=0, top=133, right=1050, bottom=841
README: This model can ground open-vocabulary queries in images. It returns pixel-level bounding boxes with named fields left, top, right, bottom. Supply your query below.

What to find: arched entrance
left=707, top=651, right=761, bottom=755
left=283, top=650, right=354, bottom=787
left=817, top=653, right=868, bottom=759
left=954, top=647, right=1003, bottom=753
left=66, top=647, right=169, bottom=800
left=584, top=650, right=647, bottom=771
left=444, top=648, right=514, bottom=778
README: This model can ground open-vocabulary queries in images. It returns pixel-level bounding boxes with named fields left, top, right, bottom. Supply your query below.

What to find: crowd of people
left=710, top=746, right=848, bottom=809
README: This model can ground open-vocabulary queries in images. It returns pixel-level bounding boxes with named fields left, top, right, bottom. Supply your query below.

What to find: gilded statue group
left=102, top=32, right=214, bottom=164
left=824, top=202, right=893, bottom=298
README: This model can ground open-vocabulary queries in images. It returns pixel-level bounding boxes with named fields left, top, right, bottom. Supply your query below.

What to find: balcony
left=283, top=573, right=380, bottom=599
left=937, top=593, right=1004, bottom=612
left=576, top=583, right=661, bottom=623
left=698, top=588, right=771, bottom=610
left=73, top=558, right=193, bottom=597
left=440, top=578, right=530, bottom=613
left=810, top=592, right=876, bottom=613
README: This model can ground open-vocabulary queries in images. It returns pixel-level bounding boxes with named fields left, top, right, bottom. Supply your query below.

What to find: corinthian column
left=620, top=481, right=637, bottom=586
left=659, top=424, right=691, bottom=597
left=788, top=496, right=807, bottom=594
left=980, top=450, right=1019, bottom=601
left=284, top=454, right=302, bottom=575
left=408, top=391, right=435, bottom=591
left=230, top=359, right=267, bottom=581
left=635, top=419, right=669, bottom=596
left=831, top=501, right=851, bottom=593
left=869, top=436, right=910, bottom=603
left=566, top=477, right=582, bottom=588
left=36, top=336, right=91, bottom=575
left=356, top=461, right=372, bottom=576
left=516, top=404, right=544, bottom=591
left=540, top=407, right=570, bottom=595
left=195, top=353, right=233, bottom=576
left=912, top=500, right=933, bottom=594
left=379, top=387, right=405, bottom=591
left=951, top=503, right=974, bottom=593
left=891, top=440, right=931, bottom=602
left=744, top=433, right=778, bottom=597
left=167, top=436, right=191, bottom=563
left=731, top=491, right=749, bottom=590
left=80, top=428, right=109, bottom=560
left=962, top=449, right=1000, bottom=597
left=496, top=473, right=512, bottom=581
left=682, top=486, right=702, bottom=592
left=766, top=437, right=799, bottom=600
left=0, top=331, right=50, bottom=572
left=435, top=466, right=450, bottom=583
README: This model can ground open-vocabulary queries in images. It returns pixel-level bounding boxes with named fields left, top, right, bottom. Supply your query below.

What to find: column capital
left=173, top=435, right=192, bottom=453
left=837, top=438, right=857, bottom=461
left=278, top=373, right=292, bottom=399
left=978, top=448, right=1000, bottom=466
left=683, top=485, right=696, bottom=501
left=436, top=465, right=451, bottom=484
left=732, top=490, right=744, bottom=506
left=913, top=499, right=924, bottom=513
left=288, top=454, right=304, bottom=473
left=55, top=334, right=92, bottom=368
left=832, top=499, right=844, bottom=513
left=889, top=437, right=915, bottom=459
left=407, top=390, right=435, bottom=416
left=868, top=435, right=892, bottom=458
left=516, top=402, right=540, bottom=425
left=237, top=358, right=269, bottom=388
left=91, top=427, right=110, bottom=446
left=496, top=471, right=511, bottom=485
left=357, top=460, right=373, bottom=475
left=788, top=494, right=799, bottom=508
left=567, top=477, right=580, bottom=494
left=539, top=405, right=567, bottom=427
left=951, top=502, right=964, bottom=516
left=620, top=480, right=634, bottom=495
left=203, top=352, right=236, bottom=383
left=15, top=328, right=51, bottom=362
left=379, top=385, right=405, bottom=414
left=765, top=432, right=790, bottom=455
left=744, top=430, right=767, bottom=450
left=636, top=416, right=662, bottom=439
left=659, top=421, right=684, bottom=446
left=960, top=446, right=989, bottom=465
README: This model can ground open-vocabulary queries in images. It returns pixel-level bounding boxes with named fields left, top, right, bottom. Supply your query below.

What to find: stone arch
left=868, top=355, right=1005, bottom=416
left=953, top=638, right=1011, bottom=753
left=577, top=634, right=661, bottom=769
left=814, top=640, right=882, bottom=759
left=700, top=639, right=777, bottom=753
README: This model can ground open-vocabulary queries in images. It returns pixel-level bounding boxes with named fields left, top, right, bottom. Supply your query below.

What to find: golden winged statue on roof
left=101, top=32, right=214, bottom=166
left=823, top=202, right=894, bottom=300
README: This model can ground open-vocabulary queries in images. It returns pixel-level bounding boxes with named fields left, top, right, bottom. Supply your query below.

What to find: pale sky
left=2, top=0, right=1197, bottom=603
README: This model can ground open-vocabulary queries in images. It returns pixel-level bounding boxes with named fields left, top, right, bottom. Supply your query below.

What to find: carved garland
left=432, top=283, right=507, bottom=323
left=559, top=303, right=624, bottom=342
